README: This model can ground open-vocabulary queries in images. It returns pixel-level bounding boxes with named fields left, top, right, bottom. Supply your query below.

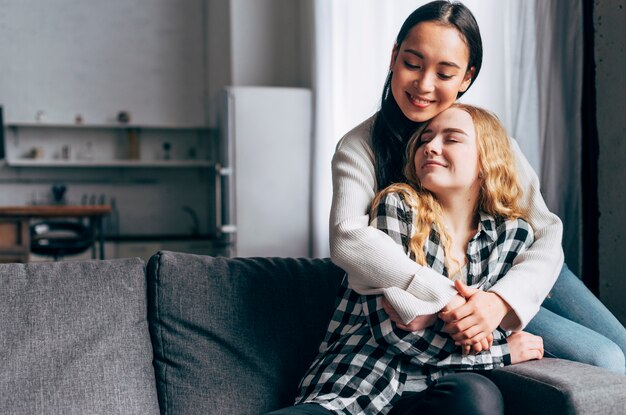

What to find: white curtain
left=311, top=0, right=424, bottom=258
left=499, top=0, right=583, bottom=272
left=312, top=0, right=583, bottom=274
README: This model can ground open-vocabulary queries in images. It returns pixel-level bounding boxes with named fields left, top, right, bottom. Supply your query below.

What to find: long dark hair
left=371, top=1, right=483, bottom=190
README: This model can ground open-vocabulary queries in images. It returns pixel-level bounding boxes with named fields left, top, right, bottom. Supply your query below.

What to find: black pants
left=268, top=372, right=503, bottom=415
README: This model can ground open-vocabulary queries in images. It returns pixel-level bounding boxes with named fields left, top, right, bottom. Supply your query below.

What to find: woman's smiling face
left=390, top=21, right=474, bottom=123
left=414, top=106, right=480, bottom=196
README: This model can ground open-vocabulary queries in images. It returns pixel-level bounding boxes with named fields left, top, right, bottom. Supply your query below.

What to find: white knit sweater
left=329, top=116, right=564, bottom=330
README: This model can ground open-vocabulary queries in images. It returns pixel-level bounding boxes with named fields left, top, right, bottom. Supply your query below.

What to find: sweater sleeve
left=329, top=125, right=457, bottom=323
left=487, top=138, right=564, bottom=330
left=362, top=294, right=511, bottom=370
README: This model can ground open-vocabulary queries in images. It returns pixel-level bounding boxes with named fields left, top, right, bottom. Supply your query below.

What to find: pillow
left=147, top=251, right=344, bottom=415
left=0, top=258, right=159, bottom=415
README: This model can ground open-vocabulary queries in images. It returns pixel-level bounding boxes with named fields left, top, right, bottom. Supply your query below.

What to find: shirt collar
left=476, top=211, right=499, bottom=242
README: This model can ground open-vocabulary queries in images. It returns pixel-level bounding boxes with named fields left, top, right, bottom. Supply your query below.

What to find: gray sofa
left=1, top=250, right=625, bottom=414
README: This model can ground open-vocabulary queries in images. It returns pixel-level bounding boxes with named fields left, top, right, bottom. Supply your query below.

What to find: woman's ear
left=460, top=66, right=476, bottom=92
left=389, top=43, right=399, bottom=71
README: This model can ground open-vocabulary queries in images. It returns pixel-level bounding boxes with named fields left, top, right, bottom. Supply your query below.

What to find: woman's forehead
left=428, top=107, right=473, bottom=130
left=401, top=21, right=469, bottom=67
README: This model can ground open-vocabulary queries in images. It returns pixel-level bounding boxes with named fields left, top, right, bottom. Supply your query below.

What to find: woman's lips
left=407, top=92, right=434, bottom=108
left=422, top=160, right=447, bottom=168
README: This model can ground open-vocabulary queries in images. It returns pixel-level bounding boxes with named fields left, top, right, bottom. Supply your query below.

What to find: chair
left=30, top=220, right=94, bottom=261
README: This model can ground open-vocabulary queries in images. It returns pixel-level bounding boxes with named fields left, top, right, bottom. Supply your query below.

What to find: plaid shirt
left=296, top=192, right=534, bottom=414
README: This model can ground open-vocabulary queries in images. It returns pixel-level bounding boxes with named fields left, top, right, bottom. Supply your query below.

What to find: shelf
left=6, top=122, right=212, bottom=130
left=5, top=159, right=214, bottom=168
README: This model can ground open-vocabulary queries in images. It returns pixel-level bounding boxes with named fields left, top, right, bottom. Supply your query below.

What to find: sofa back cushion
left=0, top=257, right=160, bottom=415
left=147, top=251, right=344, bottom=415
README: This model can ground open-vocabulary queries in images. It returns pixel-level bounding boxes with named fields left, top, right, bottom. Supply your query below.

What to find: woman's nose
left=414, top=71, right=435, bottom=93
left=423, top=138, right=441, bottom=154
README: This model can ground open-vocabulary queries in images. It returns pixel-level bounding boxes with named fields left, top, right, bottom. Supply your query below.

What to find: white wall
left=596, top=1, right=626, bottom=324
left=0, top=0, right=206, bottom=126
left=205, top=0, right=232, bottom=126
left=205, top=0, right=313, bottom=123
left=229, top=0, right=312, bottom=87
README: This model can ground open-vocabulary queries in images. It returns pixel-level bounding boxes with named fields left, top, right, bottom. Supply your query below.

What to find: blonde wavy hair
left=371, top=103, right=526, bottom=271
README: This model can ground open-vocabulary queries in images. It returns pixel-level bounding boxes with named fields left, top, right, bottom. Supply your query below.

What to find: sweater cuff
left=384, top=270, right=456, bottom=324
left=488, top=283, right=539, bottom=331
left=407, top=266, right=457, bottom=303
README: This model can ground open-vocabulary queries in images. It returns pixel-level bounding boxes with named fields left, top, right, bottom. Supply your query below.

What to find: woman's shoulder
left=335, top=115, right=376, bottom=153
left=373, top=186, right=415, bottom=213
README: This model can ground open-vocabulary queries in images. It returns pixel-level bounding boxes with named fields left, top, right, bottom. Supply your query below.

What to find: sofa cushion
left=147, top=251, right=344, bottom=415
left=491, top=358, right=626, bottom=415
left=0, top=258, right=160, bottom=415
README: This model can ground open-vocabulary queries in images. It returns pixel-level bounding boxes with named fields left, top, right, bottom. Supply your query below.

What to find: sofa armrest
left=490, top=358, right=626, bottom=415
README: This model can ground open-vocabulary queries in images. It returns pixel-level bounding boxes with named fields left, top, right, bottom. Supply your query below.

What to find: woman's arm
left=485, top=139, right=564, bottom=330
left=365, top=293, right=543, bottom=368
left=362, top=293, right=511, bottom=370
left=330, top=125, right=457, bottom=323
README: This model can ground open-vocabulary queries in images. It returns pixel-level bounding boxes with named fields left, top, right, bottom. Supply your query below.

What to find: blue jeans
left=525, top=264, right=626, bottom=374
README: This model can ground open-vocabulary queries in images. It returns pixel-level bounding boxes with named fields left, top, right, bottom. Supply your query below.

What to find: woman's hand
left=383, top=293, right=493, bottom=354
left=441, top=294, right=492, bottom=354
left=441, top=293, right=467, bottom=313
left=506, top=331, right=544, bottom=364
left=462, top=333, right=494, bottom=355
left=439, top=280, right=511, bottom=347
left=382, top=297, right=437, bottom=331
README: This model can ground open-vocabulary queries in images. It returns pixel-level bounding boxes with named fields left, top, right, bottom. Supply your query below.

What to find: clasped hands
left=383, top=280, right=544, bottom=363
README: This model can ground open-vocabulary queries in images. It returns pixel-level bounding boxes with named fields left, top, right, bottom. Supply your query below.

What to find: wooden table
left=0, top=205, right=112, bottom=262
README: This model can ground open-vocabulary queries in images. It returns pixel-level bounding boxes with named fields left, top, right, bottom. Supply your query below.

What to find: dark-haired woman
left=329, top=0, right=626, bottom=375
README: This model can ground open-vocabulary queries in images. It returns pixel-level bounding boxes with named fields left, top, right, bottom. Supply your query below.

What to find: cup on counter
left=25, top=147, right=44, bottom=159
left=61, top=145, right=71, bottom=160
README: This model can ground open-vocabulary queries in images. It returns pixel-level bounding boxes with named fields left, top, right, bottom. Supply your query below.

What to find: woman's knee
left=554, top=335, right=626, bottom=374
left=586, top=340, right=626, bottom=374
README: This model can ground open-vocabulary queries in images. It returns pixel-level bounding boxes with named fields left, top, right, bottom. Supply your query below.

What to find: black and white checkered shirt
left=296, top=192, right=534, bottom=414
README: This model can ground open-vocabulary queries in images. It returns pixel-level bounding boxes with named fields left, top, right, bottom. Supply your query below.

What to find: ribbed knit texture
left=329, top=116, right=564, bottom=328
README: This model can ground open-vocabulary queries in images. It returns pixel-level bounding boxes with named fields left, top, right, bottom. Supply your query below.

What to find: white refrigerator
left=217, top=86, right=312, bottom=257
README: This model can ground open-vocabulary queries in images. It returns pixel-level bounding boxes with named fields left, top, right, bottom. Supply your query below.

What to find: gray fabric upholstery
left=0, top=258, right=160, bottom=415
left=5, top=251, right=624, bottom=414
left=147, top=251, right=344, bottom=415
left=491, top=358, right=626, bottom=415
left=148, top=251, right=626, bottom=415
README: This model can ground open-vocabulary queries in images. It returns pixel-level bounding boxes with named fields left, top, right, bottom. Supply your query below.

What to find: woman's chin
left=401, top=106, right=437, bottom=123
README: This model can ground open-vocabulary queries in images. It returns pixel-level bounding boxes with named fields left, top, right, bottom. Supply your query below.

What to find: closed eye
left=419, top=135, right=433, bottom=144
left=404, top=61, right=421, bottom=70
left=446, top=135, right=464, bottom=143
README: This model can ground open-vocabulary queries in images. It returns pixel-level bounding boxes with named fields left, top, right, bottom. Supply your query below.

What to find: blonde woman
left=270, top=104, right=541, bottom=415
